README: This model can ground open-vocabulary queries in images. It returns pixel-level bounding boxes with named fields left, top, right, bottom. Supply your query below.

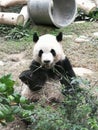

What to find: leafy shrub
left=0, top=74, right=98, bottom=130
left=76, top=9, right=98, bottom=21
left=28, top=77, right=98, bottom=130
left=0, top=25, right=14, bottom=36
left=0, top=74, right=34, bottom=125
left=0, top=24, right=30, bottom=40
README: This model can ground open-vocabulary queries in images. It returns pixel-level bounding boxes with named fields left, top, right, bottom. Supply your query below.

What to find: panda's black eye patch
left=38, top=50, right=43, bottom=57
left=50, top=49, right=56, bottom=56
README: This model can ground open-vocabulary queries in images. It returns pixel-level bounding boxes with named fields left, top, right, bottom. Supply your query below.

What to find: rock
left=93, top=32, right=98, bottom=38
left=8, top=52, right=25, bottom=62
left=75, top=35, right=89, bottom=43
left=63, top=35, right=73, bottom=38
left=75, top=21, right=85, bottom=24
left=73, top=67, right=93, bottom=77
left=0, top=61, right=4, bottom=66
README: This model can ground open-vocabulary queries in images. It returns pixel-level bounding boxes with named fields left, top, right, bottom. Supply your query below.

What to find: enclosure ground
left=0, top=21, right=98, bottom=130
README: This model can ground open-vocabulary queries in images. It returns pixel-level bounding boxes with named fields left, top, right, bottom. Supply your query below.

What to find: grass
left=0, top=74, right=98, bottom=130
left=0, top=21, right=98, bottom=54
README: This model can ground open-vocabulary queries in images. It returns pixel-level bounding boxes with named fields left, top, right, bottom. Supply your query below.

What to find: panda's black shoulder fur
left=19, top=57, right=76, bottom=91
left=56, top=57, right=76, bottom=78
left=55, top=57, right=76, bottom=86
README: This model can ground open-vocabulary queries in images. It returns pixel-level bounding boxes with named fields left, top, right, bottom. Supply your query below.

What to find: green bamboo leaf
left=20, top=96, right=27, bottom=104
left=0, top=74, right=15, bottom=95
left=0, top=111, right=5, bottom=119
left=0, top=83, right=6, bottom=92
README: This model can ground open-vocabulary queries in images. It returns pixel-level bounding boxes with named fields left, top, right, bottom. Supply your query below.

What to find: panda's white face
left=33, top=33, right=65, bottom=68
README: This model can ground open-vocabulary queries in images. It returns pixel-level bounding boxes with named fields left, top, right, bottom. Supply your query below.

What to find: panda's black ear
left=33, top=32, right=39, bottom=43
left=56, top=32, right=63, bottom=42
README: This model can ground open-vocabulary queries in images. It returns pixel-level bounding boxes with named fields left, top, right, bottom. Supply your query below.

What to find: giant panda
left=19, top=32, right=77, bottom=102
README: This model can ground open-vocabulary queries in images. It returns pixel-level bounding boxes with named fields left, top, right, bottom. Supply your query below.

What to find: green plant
left=89, top=9, right=98, bottom=21
left=0, top=75, right=98, bottom=130
left=0, top=25, right=14, bottom=36
left=6, top=26, right=29, bottom=40
left=0, top=74, right=34, bottom=125
left=76, top=9, right=98, bottom=21
left=28, top=77, right=98, bottom=130
left=0, top=24, right=30, bottom=40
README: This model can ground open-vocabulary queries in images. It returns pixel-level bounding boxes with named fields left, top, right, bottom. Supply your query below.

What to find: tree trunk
left=0, top=6, right=2, bottom=11
left=20, top=5, right=29, bottom=26
left=0, top=12, right=24, bottom=25
left=76, top=0, right=96, bottom=14
left=0, top=0, right=28, bottom=7
left=94, top=0, right=98, bottom=7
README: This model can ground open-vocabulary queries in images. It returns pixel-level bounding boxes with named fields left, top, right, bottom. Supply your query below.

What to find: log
left=0, top=7, right=2, bottom=11
left=0, top=0, right=28, bottom=7
left=94, top=0, right=98, bottom=7
left=20, top=5, right=29, bottom=26
left=0, top=12, right=24, bottom=25
left=76, top=0, right=96, bottom=14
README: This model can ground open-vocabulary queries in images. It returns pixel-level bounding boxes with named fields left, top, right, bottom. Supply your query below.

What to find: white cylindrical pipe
left=28, top=0, right=77, bottom=28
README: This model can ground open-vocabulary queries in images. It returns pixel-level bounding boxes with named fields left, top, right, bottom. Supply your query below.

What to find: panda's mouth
left=42, top=63, right=53, bottom=69
left=43, top=64, right=51, bottom=69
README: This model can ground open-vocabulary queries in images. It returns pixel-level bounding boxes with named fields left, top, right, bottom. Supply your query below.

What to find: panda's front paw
left=19, top=70, right=32, bottom=85
left=19, top=70, right=43, bottom=91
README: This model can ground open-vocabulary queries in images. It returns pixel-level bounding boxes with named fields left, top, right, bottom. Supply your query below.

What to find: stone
left=93, top=32, right=98, bottom=38
left=75, top=35, right=89, bottom=43
left=73, top=67, right=93, bottom=77
left=0, top=61, right=4, bottom=66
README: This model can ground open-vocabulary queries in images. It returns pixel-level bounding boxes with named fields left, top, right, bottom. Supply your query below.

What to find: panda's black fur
left=19, top=32, right=76, bottom=92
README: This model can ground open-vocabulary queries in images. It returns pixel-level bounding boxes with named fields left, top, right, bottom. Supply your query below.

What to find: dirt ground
left=0, top=21, right=98, bottom=129
left=0, top=22, right=98, bottom=88
left=0, top=22, right=98, bottom=84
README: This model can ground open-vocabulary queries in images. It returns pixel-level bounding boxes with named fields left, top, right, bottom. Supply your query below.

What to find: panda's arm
left=19, top=61, right=47, bottom=91
left=55, top=57, right=76, bottom=86
left=62, top=57, right=76, bottom=78
left=19, top=61, right=39, bottom=86
left=19, top=70, right=33, bottom=86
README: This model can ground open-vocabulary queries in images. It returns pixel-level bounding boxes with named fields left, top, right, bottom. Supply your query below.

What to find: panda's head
left=33, top=32, right=65, bottom=69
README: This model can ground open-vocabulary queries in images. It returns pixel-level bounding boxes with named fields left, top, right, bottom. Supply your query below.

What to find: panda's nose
left=44, top=60, right=50, bottom=64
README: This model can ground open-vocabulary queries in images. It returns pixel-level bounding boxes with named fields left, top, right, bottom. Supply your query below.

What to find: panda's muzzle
left=43, top=60, right=53, bottom=68
left=44, top=60, right=50, bottom=64
left=42, top=53, right=54, bottom=68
